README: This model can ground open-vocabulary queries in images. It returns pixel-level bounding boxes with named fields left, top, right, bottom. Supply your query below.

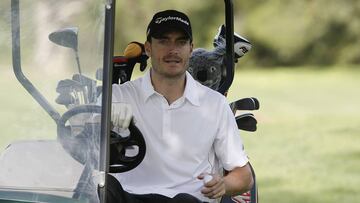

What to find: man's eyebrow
left=154, top=34, right=189, bottom=41
left=176, top=36, right=189, bottom=41
left=156, top=35, right=169, bottom=39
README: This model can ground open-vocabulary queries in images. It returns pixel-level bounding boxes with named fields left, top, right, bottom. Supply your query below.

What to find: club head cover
left=213, top=24, right=252, bottom=60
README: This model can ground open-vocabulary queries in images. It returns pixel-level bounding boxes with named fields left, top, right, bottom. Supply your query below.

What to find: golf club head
left=49, top=27, right=79, bottom=51
left=56, top=79, right=84, bottom=93
left=236, top=113, right=257, bottom=132
left=230, top=97, right=260, bottom=112
left=55, top=93, right=76, bottom=106
left=73, top=73, right=96, bottom=87
left=55, top=79, right=85, bottom=106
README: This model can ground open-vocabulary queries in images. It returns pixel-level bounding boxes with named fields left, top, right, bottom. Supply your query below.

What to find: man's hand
left=197, top=164, right=254, bottom=199
left=198, top=173, right=226, bottom=199
left=111, top=102, right=133, bottom=129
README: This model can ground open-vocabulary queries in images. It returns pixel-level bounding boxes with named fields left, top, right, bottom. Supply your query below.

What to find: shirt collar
left=141, top=70, right=156, bottom=101
left=184, top=71, right=200, bottom=106
left=141, top=69, right=200, bottom=106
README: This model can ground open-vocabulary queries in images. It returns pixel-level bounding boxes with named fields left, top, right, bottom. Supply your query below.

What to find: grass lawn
left=227, top=66, right=360, bottom=203
left=0, top=66, right=359, bottom=202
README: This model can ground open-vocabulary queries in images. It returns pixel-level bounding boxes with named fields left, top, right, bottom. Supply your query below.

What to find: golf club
left=230, top=97, right=260, bottom=113
left=49, top=27, right=82, bottom=76
left=72, top=74, right=97, bottom=103
left=55, top=79, right=86, bottom=107
left=235, top=113, right=257, bottom=132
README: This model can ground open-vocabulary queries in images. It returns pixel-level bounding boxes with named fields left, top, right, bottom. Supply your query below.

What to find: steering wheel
left=109, top=122, right=146, bottom=173
left=57, top=104, right=146, bottom=173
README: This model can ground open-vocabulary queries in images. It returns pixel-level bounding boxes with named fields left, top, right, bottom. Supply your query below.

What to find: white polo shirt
left=112, top=70, right=248, bottom=202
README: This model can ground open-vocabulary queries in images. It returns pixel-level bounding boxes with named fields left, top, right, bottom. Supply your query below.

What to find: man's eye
left=159, top=39, right=169, bottom=44
left=177, top=40, right=187, bottom=46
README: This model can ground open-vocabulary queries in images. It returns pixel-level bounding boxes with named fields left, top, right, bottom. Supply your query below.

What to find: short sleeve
left=214, top=98, right=249, bottom=171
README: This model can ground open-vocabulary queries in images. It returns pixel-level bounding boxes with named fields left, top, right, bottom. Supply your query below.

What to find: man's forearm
left=224, top=163, right=254, bottom=195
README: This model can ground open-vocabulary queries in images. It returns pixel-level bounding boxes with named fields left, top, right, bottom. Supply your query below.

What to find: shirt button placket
left=162, top=97, right=170, bottom=138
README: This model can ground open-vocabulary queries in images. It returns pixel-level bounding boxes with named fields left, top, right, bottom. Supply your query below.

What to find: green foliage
left=243, top=0, right=360, bottom=66
left=113, top=0, right=360, bottom=66
left=2, top=0, right=359, bottom=66
left=1, top=0, right=359, bottom=67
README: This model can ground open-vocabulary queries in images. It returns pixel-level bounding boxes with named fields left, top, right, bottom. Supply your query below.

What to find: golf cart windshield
left=0, top=0, right=106, bottom=202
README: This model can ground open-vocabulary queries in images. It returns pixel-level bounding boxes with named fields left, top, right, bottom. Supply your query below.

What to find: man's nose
left=168, top=42, right=179, bottom=53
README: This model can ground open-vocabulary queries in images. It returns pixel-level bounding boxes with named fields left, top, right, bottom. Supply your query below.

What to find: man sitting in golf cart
left=108, top=9, right=253, bottom=203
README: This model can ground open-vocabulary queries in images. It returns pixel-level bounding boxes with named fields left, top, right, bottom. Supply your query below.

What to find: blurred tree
left=3, top=0, right=359, bottom=67
left=242, top=0, right=360, bottom=66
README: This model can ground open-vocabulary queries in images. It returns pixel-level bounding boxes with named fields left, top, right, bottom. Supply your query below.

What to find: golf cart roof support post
left=218, top=0, right=235, bottom=95
left=11, top=0, right=61, bottom=123
left=98, top=0, right=116, bottom=202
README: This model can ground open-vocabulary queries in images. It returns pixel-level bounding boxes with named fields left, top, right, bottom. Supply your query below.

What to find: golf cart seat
left=0, top=140, right=84, bottom=197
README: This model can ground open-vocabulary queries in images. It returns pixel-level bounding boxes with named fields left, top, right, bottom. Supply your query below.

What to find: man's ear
left=144, top=41, right=151, bottom=56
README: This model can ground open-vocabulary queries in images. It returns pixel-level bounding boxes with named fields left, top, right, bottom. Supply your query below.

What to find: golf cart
left=0, top=0, right=258, bottom=202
